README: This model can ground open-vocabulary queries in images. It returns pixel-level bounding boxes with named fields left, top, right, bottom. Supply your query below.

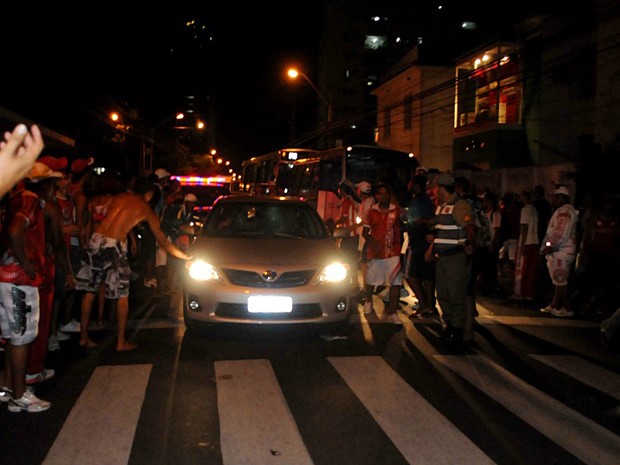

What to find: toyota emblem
left=262, top=270, right=278, bottom=281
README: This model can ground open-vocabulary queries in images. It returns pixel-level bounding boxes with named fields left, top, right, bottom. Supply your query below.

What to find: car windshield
left=202, top=201, right=329, bottom=239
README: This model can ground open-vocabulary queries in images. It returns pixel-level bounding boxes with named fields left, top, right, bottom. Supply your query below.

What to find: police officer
left=431, top=173, right=475, bottom=347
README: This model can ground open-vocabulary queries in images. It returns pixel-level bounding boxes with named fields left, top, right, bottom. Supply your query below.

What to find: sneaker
left=8, top=391, right=51, bottom=413
left=59, top=319, right=81, bottom=333
left=56, top=330, right=71, bottom=341
left=540, top=305, right=555, bottom=313
left=0, top=386, right=12, bottom=403
left=550, top=307, right=574, bottom=318
left=48, top=335, right=61, bottom=352
left=387, top=313, right=402, bottom=324
left=410, top=308, right=436, bottom=319
left=25, top=368, right=55, bottom=385
left=363, top=302, right=373, bottom=315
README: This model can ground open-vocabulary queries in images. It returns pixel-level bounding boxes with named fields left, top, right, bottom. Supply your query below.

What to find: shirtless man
left=75, top=177, right=191, bottom=351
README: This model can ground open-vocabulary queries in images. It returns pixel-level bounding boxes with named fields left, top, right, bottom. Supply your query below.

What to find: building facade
left=371, top=1, right=620, bottom=202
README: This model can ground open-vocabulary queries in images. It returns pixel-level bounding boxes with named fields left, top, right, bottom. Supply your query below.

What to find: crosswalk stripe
left=530, top=354, right=620, bottom=401
left=43, top=364, right=152, bottom=465
left=435, top=354, right=620, bottom=465
left=215, top=359, right=314, bottom=465
left=328, top=355, right=495, bottom=465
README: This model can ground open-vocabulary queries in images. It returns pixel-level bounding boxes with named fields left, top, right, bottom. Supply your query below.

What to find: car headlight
left=318, top=262, right=348, bottom=283
left=187, top=259, right=220, bottom=281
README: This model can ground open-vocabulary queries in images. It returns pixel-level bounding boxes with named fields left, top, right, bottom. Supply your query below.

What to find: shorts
left=546, top=253, right=575, bottom=286
left=406, top=247, right=435, bottom=281
left=0, top=282, right=39, bottom=345
left=500, top=239, right=518, bottom=261
left=366, top=256, right=403, bottom=287
left=75, top=233, right=131, bottom=299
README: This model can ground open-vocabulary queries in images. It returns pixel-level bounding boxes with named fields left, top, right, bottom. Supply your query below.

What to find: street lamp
left=286, top=67, right=333, bottom=140
left=144, top=112, right=205, bottom=175
left=171, top=112, right=205, bottom=130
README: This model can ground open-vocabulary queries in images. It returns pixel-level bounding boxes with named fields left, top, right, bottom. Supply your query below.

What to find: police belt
left=434, top=246, right=465, bottom=257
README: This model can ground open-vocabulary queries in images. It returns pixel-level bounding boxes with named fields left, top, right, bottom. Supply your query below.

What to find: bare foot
left=116, top=342, right=138, bottom=352
left=79, top=338, right=98, bottom=348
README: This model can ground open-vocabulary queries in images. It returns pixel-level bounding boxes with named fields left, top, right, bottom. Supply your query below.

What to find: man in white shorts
left=362, top=183, right=404, bottom=324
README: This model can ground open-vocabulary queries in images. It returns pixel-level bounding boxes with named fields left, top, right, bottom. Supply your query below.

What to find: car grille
left=215, top=303, right=322, bottom=320
left=222, top=269, right=315, bottom=288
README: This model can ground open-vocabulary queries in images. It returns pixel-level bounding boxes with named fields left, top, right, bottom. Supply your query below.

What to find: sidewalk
left=474, top=293, right=620, bottom=368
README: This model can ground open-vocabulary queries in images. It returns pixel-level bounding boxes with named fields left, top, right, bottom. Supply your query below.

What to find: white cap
left=357, top=181, right=372, bottom=194
left=553, top=185, right=570, bottom=196
left=154, top=168, right=171, bottom=179
left=184, top=193, right=198, bottom=202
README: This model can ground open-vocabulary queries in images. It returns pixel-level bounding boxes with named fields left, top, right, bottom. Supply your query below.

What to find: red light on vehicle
left=171, top=175, right=231, bottom=186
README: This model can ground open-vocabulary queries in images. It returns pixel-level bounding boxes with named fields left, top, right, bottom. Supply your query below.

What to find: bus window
left=240, top=147, right=318, bottom=194
left=280, top=145, right=418, bottom=223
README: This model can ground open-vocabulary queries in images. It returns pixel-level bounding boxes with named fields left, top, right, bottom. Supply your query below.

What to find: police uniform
left=433, top=192, right=473, bottom=339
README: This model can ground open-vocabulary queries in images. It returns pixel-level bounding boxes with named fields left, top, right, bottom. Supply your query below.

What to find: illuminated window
left=365, top=35, right=387, bottom=50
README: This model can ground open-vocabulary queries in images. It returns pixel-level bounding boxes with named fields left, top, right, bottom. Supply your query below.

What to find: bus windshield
left=284, top=145, right=418, bottom=224
left=237, top=147, right=318, bottom=194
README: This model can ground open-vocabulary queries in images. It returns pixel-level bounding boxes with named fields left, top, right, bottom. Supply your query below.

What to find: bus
left=237, top=147, right=319, bottom=194
left=284, top=145, right=419, bottom=227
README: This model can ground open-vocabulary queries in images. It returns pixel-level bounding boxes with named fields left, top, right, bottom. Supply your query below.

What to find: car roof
left=213, top=194, right=309, bottom=206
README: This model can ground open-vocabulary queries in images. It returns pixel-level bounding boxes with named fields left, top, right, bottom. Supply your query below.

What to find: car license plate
left=248, top=296, right=293, bottom=313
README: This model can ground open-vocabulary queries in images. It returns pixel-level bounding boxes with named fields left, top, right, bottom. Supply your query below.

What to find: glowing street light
left=171, top=112, right=205, bottom=130
left=286, top=67, right=333, bottom=130
left=144, top=111, right=206, bottom=175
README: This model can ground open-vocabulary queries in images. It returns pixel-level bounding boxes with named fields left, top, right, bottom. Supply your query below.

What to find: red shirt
left=0, top=190, right=46, bottom=286
left=339, top=196, right=359, bottom=236
left=56, top=193, right=76, bottom=248
left=366, top=203, right=402, bottom=260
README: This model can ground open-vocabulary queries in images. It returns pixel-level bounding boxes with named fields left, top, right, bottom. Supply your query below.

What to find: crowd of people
left=333, top=169, right=620, bottom=349
left=1, top=121, right=620, bottom=414
left=0, top=126, right=196, bottom=413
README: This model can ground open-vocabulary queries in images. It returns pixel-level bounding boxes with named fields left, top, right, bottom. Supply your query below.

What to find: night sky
left=1, top=2, right=561, bottom=170
left=1, top=5, right=321, bottom=167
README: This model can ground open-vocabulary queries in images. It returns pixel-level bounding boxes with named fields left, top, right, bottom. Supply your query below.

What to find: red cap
left=38, top=156, right=68, bottom=172
left=71, top=157, right=95, bottom=175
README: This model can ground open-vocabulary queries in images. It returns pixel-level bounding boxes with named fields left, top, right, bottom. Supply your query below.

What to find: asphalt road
left=1, top=280, right=619, bottom=465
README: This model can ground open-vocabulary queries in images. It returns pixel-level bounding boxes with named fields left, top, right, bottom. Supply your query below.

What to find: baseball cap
left=38, top=156, right=68, bottom=172
left=71, top=157, right=94, bottom=175
left=357, top=181, right=372, bottom=194
left=435, top=173, right=455, bottom=187
left=553, top=185, right=570, bottom=196
left=154, top=168, right=171, bottom=179
left=184, top=193, right=198, bottom=202
left=26, top=162, right=63, bottom=183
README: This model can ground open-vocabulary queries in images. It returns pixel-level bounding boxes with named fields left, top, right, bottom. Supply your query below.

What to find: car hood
left=190, top=236, right=344, bottom=267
